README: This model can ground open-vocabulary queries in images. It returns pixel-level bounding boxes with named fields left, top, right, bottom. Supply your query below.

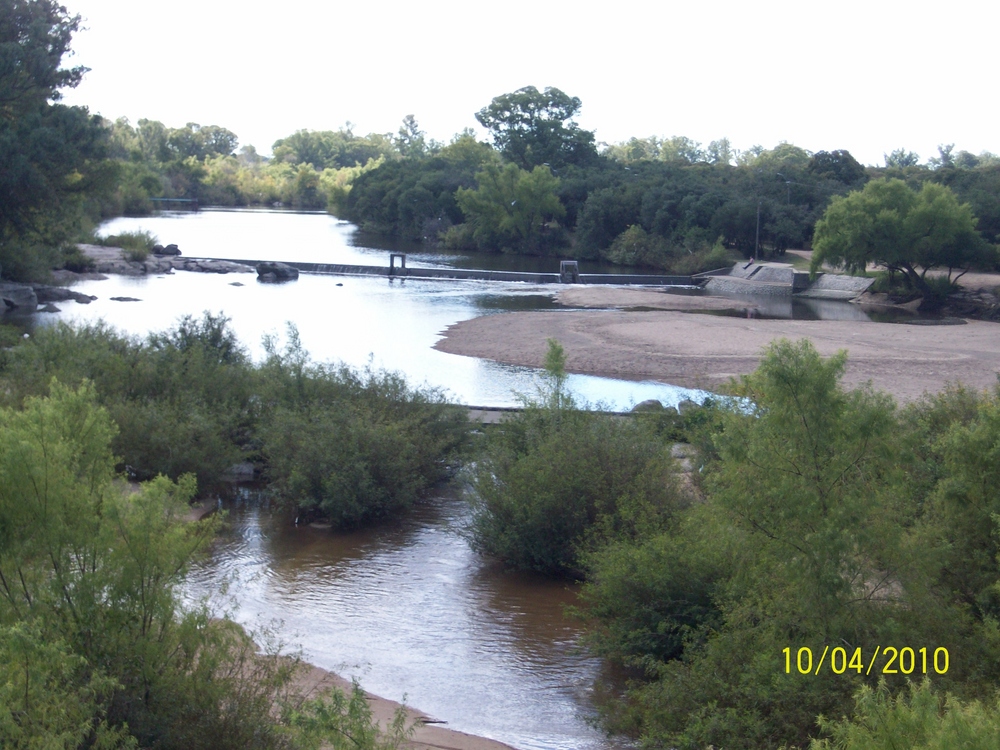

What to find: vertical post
left=389, top=253, right=407, bottom=275
left=754, top=201, right=761, bottom=259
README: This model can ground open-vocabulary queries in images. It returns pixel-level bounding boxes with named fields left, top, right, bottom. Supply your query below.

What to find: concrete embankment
left=704, top=262, right=875, bottom=299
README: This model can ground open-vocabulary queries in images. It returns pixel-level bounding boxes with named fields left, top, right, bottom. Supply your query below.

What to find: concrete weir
left=198, top=256, right=700, bottom=287
left=703, top=262, right=875, bottom=299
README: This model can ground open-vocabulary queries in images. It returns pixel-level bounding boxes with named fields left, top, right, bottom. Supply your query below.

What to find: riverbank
left=435, top=294, right=1000, bottom=402
left=290, top=662, right=517, bottom=750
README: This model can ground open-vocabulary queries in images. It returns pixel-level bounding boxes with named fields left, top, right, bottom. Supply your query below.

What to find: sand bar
left=435, top=304, right=1000, bottom=402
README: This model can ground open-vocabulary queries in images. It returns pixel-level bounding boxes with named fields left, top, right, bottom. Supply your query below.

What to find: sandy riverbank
left=291, top=662, right=517, bottom=750
left=435, top=288, right=1000, bottom=402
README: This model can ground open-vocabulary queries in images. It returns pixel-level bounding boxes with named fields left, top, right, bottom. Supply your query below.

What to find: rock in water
left=0, top=282, right=37, bottom=313
left=631, top=399, right=664, bottom=412
left=256, top=261, right=299, bottom=282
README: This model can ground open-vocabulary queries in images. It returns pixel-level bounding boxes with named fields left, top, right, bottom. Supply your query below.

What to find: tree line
left=4, top=0, right=999, bottom=282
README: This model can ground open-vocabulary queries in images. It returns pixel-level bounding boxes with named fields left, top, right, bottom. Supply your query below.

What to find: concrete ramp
left=797, top=273, right=875, bottom=299
left=709, top=262, right=873, bottom=300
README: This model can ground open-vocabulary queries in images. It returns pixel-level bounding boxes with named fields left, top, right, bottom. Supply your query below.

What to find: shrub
left=258, top=328, right=469, bottom=528
left=467, top=340, right=686, bottom=576
left=811, top=680, right=1000, bottom=750
left=97, top=229, right=158, bottom=261
left=0, top=315, right=256, bottom=491
left=0, top=382, right=414, bottom=749
left=59, top=244, right=96, bottom=272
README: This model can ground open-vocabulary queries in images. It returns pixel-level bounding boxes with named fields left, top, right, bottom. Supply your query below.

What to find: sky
left=59, top=0, right=998, bottom=167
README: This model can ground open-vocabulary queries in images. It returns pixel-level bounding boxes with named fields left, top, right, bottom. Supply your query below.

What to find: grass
left=94, top=230, right=158, bottom=262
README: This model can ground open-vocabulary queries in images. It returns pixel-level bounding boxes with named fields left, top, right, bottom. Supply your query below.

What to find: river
left=53, top=208, right=705, bottom=410
left=52, top=208, right=664, bottom=749
left=184, top=488, right=613, bottom=750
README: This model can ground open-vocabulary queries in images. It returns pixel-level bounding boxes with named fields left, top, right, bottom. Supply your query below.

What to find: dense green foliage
left=469, top=338, right=1000, bottom=747
left=811, top=178, right=998, bottom=293
left=257, top=328, right=468, bottom=527
left=451, top=163, right=566, bottom=254
left=342, top=132, right=496, bottom=239
left=474, top=85, right=598, bottom=170
left=810, top=680, right=1000, bottom=750
left=467, top=342, right=687, bottom=576
left=0, top=315, right=468, bottom=524
left=0, top=382, right=414, bottom=749
left=0, top=0, right=115, bottom=280
left=0, top=316, right=256, bottom=492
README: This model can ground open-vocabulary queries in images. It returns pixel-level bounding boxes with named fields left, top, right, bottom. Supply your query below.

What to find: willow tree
left=810, top=179, right=996, bottom=293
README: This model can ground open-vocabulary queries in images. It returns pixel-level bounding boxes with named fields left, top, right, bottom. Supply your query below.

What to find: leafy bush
left=578, top=340, right=1000, bottom=748
left=467, top=341, right=686, bottom=576
left=59, top=243, right=96, bottom=272
left=0, top=381, right=415, bottom=749
left=0, top=315, right=256, bottom=491
left=812, top=680, right=1000, bottom=750
left=258, top=328, right=469, bottom=528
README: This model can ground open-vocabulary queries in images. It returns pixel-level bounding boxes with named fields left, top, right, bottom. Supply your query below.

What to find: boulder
left=172, top=258, right=253, bottom=274
left=677, top=399, right=699, bottom=415
left=0, top=282, right=37, bottom=313
left=32, top=285, right=97, bottom=304
left=631, top=399, right=664, bottom=413
left=142, top=258, right=174, bottom=274
left=158, top=243, right=181, bottom=256
left=256, top=261, right=299, bottom=282
left=151, top=244, right=165, bottom=254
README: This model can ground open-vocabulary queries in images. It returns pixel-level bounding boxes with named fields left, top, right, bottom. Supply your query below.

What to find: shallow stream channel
left=39, top=208, right=691, bottom=749
left=184, top=487, right=611, bottom=750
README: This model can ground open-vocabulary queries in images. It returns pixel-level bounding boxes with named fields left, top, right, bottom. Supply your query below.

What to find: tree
left=808, top=149, right=867, bottom=186
left=455, top=162, right=565, bottom=253
left=706, top=137, right=735, bottom=165
left=0, top=0, right=85, bottom=110
left=811, top=178, right=997, bottom=292
left=0, top=0, right=112, bottom=279
left=884, top=148, right=921, bottom=168
left=475, top=86, right=597, bottom=170
left=928, top=143, right=955, bottom=169
left=394, top=114, right=426, bottom=158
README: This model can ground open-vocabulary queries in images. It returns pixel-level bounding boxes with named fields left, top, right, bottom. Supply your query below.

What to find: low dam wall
left=197, top=257, right=699, bottom=287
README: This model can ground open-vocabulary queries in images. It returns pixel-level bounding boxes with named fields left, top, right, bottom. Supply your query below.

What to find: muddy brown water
left=183, top=487, right=619, bottom=750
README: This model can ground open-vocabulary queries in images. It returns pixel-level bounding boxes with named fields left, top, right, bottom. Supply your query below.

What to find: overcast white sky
left=59, top=0, right=998, bottom=167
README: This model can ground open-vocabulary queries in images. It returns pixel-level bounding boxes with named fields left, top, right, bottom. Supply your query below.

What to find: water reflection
left=44, top=267, right=704, bottom=409
left=185, top=488, right=612, bottom=750
left=99, top=208, right=643, bottom=275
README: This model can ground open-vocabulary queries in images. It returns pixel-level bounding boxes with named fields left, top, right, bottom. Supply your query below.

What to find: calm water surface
left=76, top=209, right=655, bottom=750
left=185, top=490, right=613, bottom=750
left=56, top=209, right=707, bottom=409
